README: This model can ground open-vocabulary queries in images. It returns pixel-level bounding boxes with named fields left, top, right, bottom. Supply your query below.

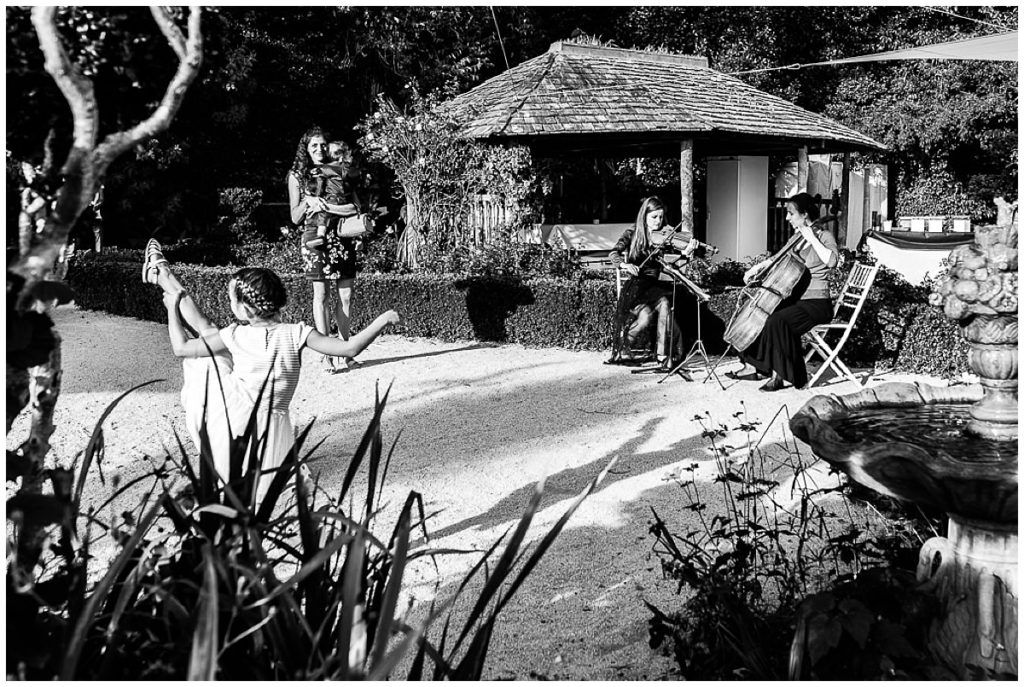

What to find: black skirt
left=610, top=275, right=687, bottom=359
left=740, top=296, right=833, bottom=387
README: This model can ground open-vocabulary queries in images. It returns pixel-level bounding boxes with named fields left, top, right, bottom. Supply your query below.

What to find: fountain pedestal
left=962, top=314, right=1018, bottom=441
left=918, top=517, right=1018, bottom=677
left=791, top=222, right=1018, bottom=680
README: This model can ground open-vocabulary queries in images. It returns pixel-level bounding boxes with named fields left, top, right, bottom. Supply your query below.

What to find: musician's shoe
left=758, top=378, right=787, bottom=393
left=725, top=370, right=766, bottom=381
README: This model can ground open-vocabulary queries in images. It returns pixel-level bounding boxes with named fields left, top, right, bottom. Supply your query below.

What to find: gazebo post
left=840, top=152, right=853, bottom=245
left=797, top=146, right=809, bottom=193
left=679, top=139, right=694, bottom=235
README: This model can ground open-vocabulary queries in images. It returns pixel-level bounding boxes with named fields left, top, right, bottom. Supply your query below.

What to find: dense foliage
left=647, top=407, right=947, bottom=680
left=7, top=6, right=1016, bottom=250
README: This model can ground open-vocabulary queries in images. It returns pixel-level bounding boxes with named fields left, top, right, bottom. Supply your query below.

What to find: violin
left=651, top=224, right=720, bottom=256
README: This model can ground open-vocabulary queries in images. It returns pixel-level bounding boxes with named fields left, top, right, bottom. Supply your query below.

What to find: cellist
left=606, top=196, right=697, bottom=369
left=728, top=192, right=838, bottom=392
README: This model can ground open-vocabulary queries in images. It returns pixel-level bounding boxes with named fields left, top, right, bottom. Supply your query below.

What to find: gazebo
left=445, top=41, right=886, bottom=260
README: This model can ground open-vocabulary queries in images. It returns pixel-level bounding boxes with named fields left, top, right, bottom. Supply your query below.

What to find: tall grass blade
left=368, top=499, right=412, bottom=668
left=452, top=615, right=495, bottom=680
left=187, top=543, right=220, bottom=681
left=495, top=457, right=617, bottom=617
left=73, top=379, right=163, bottom=504
left=60, top=498, right=162, bottom=680
left=254, top=420, right=317, bottom=522
left=252, top=530, right=357, bottom=607
left=451, top=478, right=545, bottom=654
left=104, top=540, right=160, bottom=640
left=338, top=383, right=392, bottom=504
left=337, top=529, right=367, bottom=678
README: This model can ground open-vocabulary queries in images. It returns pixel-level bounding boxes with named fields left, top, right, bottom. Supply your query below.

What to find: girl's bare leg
left=155, top=263, right=217, bottom=337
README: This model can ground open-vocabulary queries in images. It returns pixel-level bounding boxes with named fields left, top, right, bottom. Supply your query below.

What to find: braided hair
left=232, top=267, right=287, bottom=319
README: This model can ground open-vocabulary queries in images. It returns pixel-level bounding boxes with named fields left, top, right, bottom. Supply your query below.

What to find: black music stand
left=657, top=271, right=725, bottom=389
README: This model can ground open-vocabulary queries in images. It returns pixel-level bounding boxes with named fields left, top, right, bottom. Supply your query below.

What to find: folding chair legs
left=806, top=343, right=861, bottom=388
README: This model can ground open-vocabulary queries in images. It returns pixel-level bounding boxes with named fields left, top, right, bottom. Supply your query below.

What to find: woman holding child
left=286, top=126, right=363, bottom=372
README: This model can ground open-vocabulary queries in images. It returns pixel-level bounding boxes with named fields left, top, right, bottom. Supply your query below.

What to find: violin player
left=607, top=196, right=699, bottom=370
left=728, top=192, right=839, bottom=392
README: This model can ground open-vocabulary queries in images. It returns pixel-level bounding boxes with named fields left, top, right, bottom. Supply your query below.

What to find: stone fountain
left=791, top=223, right=1018, bottom=678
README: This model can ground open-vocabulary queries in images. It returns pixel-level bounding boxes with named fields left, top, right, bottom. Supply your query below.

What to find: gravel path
left=8, top=304, right=943, bottom=680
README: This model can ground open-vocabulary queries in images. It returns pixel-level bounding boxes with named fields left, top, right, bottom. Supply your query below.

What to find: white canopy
left=829, top=30, right=1017, bottom=64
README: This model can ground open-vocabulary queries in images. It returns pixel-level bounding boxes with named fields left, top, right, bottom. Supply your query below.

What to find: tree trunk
left=679, top=140, right=694, bottom=236
left=797, top=146, right=809, bottom=193
left=7, top=6, right=204, bottom=588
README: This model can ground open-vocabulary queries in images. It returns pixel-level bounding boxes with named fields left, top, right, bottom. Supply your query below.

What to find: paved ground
left=7, top=304, right=946, bottom=679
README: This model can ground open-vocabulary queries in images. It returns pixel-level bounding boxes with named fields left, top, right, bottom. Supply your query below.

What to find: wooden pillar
left=862, top=162, right=873, bottom=232
left=840, top=152, right=852, bottom=243
left=886, top=155, right=897, bottom=221
left=679, top=139, right=694, bottom=236
left=797, top=146, right=809, bottom=193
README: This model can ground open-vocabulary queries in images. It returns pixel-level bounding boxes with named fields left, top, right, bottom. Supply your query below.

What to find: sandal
left=320, top=354, right=337, bottom=373
left=142, top=239, right=168, bottom=285
left=725, top=370, right=766, bottom=381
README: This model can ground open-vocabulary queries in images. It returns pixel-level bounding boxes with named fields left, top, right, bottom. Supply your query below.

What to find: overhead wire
left=921, top=6, right=1013, bottom=32
left=490, top=6, right=510, bottom=71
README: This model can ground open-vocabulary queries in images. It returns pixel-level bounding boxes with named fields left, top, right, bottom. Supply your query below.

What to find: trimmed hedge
left=65, top=255, right=968, bottom=376
left=66, top=258, right=619, bottom=350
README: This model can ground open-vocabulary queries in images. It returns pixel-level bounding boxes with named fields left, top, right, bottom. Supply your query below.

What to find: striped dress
left=180, top=321, right=314, bottom=500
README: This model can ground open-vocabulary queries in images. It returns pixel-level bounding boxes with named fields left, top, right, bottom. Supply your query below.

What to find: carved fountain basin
left=790, top=381, right=1017, bottom=524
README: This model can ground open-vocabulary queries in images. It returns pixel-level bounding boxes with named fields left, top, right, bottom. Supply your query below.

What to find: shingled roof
left=445, top=42, right=885, bottom=156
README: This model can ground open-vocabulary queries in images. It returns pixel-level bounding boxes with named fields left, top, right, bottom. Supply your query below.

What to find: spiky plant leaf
left=187, top=543, right=220, bottom=680
left=450, top=478, right=545, bottom=654
left=73, top=379, right=163, bottom=504
left=368, top=498, right=412, bottom=668
left=60, top=498, right=162, bottom=679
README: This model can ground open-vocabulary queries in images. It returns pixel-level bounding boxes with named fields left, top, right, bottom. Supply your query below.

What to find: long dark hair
left=628, top=196, right=667, bottom=262
left=287, top=125, right=330, bottom=184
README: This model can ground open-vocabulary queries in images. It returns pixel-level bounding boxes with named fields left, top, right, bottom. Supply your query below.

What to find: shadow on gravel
left=424, top=416, right=713, bottom=540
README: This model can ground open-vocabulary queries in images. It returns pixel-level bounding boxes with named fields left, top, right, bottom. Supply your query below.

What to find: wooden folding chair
left=803, top=262, right=880, bottom=388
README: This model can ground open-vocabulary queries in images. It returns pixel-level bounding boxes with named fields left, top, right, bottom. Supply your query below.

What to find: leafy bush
left=416, top=232, right=582, bottom=280
left=357, top=86, right=541, bottom=260
left=6, top=381, right=613, bottom=679
left=897, top=166, right=993, bottom=223
left=646, top=406, right=943, bottom=680
left=216, top=187, right=266, bottom=242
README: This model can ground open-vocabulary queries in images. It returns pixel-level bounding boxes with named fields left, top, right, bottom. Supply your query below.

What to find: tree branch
left=30, top=7, right=98, bottom=156
left=95, top=7, right=203, bottom=162
left=151, top=6, right=187, bottom=61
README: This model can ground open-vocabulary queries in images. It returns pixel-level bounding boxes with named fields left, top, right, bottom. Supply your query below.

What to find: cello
left=722, top=222, right=822, bottom=352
